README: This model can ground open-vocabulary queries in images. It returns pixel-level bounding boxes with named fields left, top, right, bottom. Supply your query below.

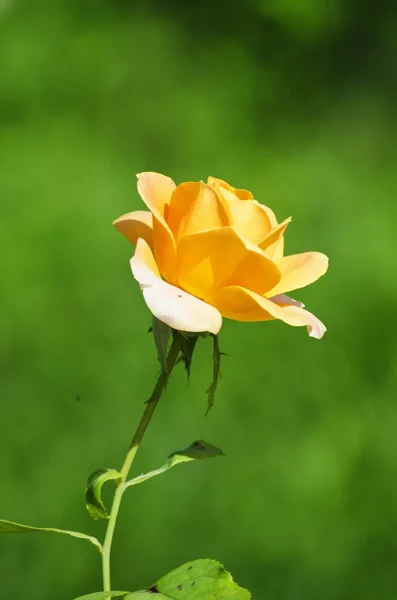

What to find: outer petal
left=266, top=252, right=329, bottom=297
left=130, top=238, right=222, bottom=335
left=137, top=172, right=177, bottom=284
left=212, top=286, right=326, bottom=338
left=177, top=227, right=281, bottom=301
left=137, top=171, right=176, bottom=216
left=270, top=294, right=304, bottom=308
left=113, top=210, right=153, bottom=249
left=167, top=181, right=230, bottom=241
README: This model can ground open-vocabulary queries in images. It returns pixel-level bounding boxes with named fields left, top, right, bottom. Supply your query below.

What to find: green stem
left=102, top=334, right=183, bottom=591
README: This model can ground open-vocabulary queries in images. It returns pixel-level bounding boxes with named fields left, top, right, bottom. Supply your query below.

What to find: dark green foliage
left=206, top=336, right=222, bottom=415
left=152, top=317, right=172, bottom=374
left=177, top=333, right=199, bottom=381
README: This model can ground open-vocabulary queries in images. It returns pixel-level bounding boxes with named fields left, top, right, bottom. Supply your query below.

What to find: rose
left=114, top=172, right=328, bottom=338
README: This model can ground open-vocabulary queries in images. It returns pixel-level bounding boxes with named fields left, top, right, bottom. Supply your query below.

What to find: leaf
left=152, top=316, right=172, bottom=373
left=179, top=331, right=210, bottom=339
left=74, top=593, right=129, bottom=600
left=125, top=594, right=168, bottom=599
left=85, top=469, right=121, bottom=520
left=128, top=559, right=250, bottom=599
left=179, top=333, right=199, bottom=380
left=124, top=440, right=224, bottom=489
left=0, top=519, right=102, bottom=554
left=168, top=440, right=225, bottom=466
left=206, top=334, right=222, bottom=415
left=155, top=559, right=250, bottom=599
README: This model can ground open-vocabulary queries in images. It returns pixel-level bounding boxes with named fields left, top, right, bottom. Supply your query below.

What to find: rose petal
left=136, top=172, right=176, bottom=216
left=267, top=235, right=284, bottom=263
left=212, top=285, right=326, bottom=338
left=167, top=181, right=229, bottom=241
left=266, top=252, right=329, bottom=296
left=177, top=226, right=281, bottom=301
left=207, top=176, right=253, bottom=200
left=130, top=238, right=222, bottom=335
left=269, top=294, right=305, bottom=308
left=113, top=210, right=153, bottom=249
left=220, top=191, right=275, bottom=245
left=258, top=203, right=278, bottom=228
left=137, top=172, right=177, bottom=283
left=258, top=217, right=291, bottom=258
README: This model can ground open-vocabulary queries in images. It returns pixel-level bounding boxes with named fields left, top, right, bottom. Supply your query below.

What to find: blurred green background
left=1, top=0, right=397, bottom=598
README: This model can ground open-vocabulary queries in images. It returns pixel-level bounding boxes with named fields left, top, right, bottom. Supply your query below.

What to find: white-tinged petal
left=212, top=285, right=326, bottom=339
left=269, top=294, right=305, bottom=308
left=305, top=313, right=327, bottom=339
left=268, top=294, right=326, bottom=338
left=130, top=238, right=222, bottom=335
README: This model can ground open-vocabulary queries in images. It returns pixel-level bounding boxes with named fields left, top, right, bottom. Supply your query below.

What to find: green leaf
left=0, top=519, right=102, bottom=554
left=74, top=593, right=129, bottom=600
left=206, top=334, right=222, bottom=415
left=179, top=333, right=199, bottom=380
left=128, top=559, right=250, bottom=599
left=126, top=594, right=168, bottom=599
left=179, top=331, right=210, bottom=339
left=168, top=440, right=225, bottom=466
left=152, top=316, right=172, bottom=373
left=125, top=440, right=224, bottom=489
left=85, top=468, right=121, bottom=520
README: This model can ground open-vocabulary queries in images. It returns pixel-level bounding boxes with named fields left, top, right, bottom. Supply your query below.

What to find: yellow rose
left=114, top=172, right=328, bottom=338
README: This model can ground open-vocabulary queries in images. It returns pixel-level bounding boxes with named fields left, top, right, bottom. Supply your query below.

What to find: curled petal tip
left=308, top=319, right=327, bottom=339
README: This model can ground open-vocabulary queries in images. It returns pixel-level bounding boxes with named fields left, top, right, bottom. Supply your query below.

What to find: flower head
left=114, top=173, right=328, bottom=338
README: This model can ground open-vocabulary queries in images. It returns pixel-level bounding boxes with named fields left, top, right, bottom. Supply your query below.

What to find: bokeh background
left=1, top=0, right=397, bottom=598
